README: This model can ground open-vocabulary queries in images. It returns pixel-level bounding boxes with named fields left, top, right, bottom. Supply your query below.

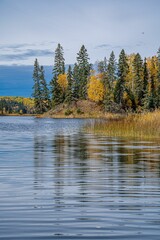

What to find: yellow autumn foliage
left=123, top=91, right=132, bottom=108
left=57, top=74, right=68, bottom=92
left=126, top=54, right=136, bottom=91
left=147, top=56, right=158, bottom=78
left=87, top=75, right=105, bottom=102
left=147, top=56, right=159, bottom=93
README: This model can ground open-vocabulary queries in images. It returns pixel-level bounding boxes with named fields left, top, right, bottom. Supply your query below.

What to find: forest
left=0, top=97, right=34, bottom=115
left=32, top=44, right=160, bottom=114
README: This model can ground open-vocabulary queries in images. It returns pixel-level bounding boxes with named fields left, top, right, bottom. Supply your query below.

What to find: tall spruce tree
left=142, top=58, right=149, bottom=108
left=148, top=75, right=156, bottom=109
left=114, top=49, right=129, bottom=106
left=103, top=52, right=116, bottom=112
left=149, top=57, right=157, bottom=109
left=73, top=63, right=79, bottom=100
left=107, top=51, right=116, bottom=90
left=65, top=65, right=73, bottom=105
left=53, top=43, right=65, bottom=75
left=32, top=60, right=50, bottom=113
left=156, top=47, right=160, bottom=107
left=97, top=57, right=107, bottom=74
left=39, top=66, right=51, bottom=112
left=76, top=45, right=91, bottom=99
left=133, top=53, right=144, bottom=106
left=143, top=58, right=149, bottom=95
left=32, top=58, right=42, bottom=113
left=50, top=43, right=65, bottom=106
left=144, top=57, right=157, bottom=110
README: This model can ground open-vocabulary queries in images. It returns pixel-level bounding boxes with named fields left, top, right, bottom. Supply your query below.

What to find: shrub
left=64, top=109, right=73, bottom=116
left=76, top=108, right=84, bottom=114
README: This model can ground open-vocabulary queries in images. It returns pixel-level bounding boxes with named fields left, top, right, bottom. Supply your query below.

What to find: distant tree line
left=0, top=97, right=35, bottom=115
left=32, top=44, right=160, bottom=113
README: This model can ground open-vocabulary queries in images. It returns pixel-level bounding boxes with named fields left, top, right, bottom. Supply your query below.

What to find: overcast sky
left=0, top=0, right=160, bottom=65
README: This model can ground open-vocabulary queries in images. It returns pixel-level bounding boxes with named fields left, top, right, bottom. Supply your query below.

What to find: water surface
left=0, top=117, right=160, bottom=239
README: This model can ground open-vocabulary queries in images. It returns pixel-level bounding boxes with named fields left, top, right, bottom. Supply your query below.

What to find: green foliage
left=142, top=57, right=149, bottom=103
left=65, top=65, right=73, bottom=105
left=31, top=44, right=160, bottom=114
left=64, top=109, right=73, bottom=116
left=75, top=45, right=91, bottom=99
left=97, top=57, right=107, bottom=74
left=50, top=75, right=62, bottom=107
left=157, top=48, right=160, bottom=107
left=32, top=59, right=50, bottom=113
left=50, top=43, right=65, bottom=106
left=0, top=97, right=34, bottom=114
left=39, top=66, right=51, bottom=111
left=114, top=49, right=129, bottom=106
left=73, top=63, right=79, bottom=100
left=133, top=53, right=144, bottom=106
left=53, top=43, right=65, bottom=76
left=107, top=51, right=116, bottom=90
left=32, top=59, right=42, bottom=113
left=76, top=108, right=84, bottom=114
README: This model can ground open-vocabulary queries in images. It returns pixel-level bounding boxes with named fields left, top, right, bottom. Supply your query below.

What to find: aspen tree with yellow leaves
left=87, top=75, right=105, bottom=102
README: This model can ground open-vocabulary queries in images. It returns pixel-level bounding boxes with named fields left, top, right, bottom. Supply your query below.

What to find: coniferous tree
left=144, top=57, right=157, bottom=110
left=97, top=57, right=107, bottom=74
left=107, top=51, right=116, bottom=90
left=142, top=58, right=149, bottom=108
left=103, top=52, right=116, bottom=112
left=65, top=65, right=73, bottom=105
left=32, top=58, right=42, bottom=113
left=148, top=75, right=156, bottom=110
left=73, top=63, right=79, bottom=100
left=143, top=58, right=149, bottom=95
left=97, top=57, right=108, bottom=91
left=51, top=75, right=62, bottom=106
left=76, top=45, right=91, bottom=99
left=156, top=47, right=160, bottom=107
left=50, top=43, right=65, bottom=106
left=133, top=53, right=144, bottom=106
left=53, top=43, right=65, bottom=75
left=39, top=66, right=51, bottom=112
left=149, top=57, right=157, bottom=110
left=114, top=49, right=129, bottom=106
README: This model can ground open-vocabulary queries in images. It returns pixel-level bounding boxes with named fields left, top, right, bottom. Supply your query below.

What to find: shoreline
left=0, top=112, right=123, bottom=120
left=0, top=114, right=37, bottom=117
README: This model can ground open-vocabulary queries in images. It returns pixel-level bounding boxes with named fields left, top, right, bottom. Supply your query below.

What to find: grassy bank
left=85, top=110, right=160, bottom=139
left=41, top=100, right=105, bottom=118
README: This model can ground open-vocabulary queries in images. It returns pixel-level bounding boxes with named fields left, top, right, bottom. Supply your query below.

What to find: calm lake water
left=0, top=117, right=160, bottom=240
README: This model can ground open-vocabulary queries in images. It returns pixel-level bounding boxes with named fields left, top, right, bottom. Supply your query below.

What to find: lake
left=0, top=117, right=160, bottom=240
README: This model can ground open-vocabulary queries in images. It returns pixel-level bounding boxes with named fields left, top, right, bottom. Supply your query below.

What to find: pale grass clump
left=86, top=110, right=160, bottom=139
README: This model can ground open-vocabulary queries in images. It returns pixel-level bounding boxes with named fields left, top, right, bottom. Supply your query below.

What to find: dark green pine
left=65, top=65, right=73, bottom=105
left=133, top=53, right=144, bottom=106
left=156, top=47, right=160, bottom=107
left=76, top=45, right=91, bottom=99
left=114, top=49, right=129, bottom=105
left=50, top=74, right=62, bottom=107
left=72, top=63, right=79, bottom=100
left=50, top=43, right=65, bottom=106
left=97, top=57, right=107, bottom=74
left=107, top=51, right=116, bottom=90
left=32, top=58, right=42, bottom=113
left=39, top=66, right=51, bottom=111
left=53, top=43, right=65, bottom=76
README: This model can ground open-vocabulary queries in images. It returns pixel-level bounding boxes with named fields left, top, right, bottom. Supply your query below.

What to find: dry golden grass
left=86, top=110, right=160, bottom=139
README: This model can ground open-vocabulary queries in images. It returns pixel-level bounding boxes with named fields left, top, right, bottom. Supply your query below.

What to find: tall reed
left=85, top=111, right=160, bottom=139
